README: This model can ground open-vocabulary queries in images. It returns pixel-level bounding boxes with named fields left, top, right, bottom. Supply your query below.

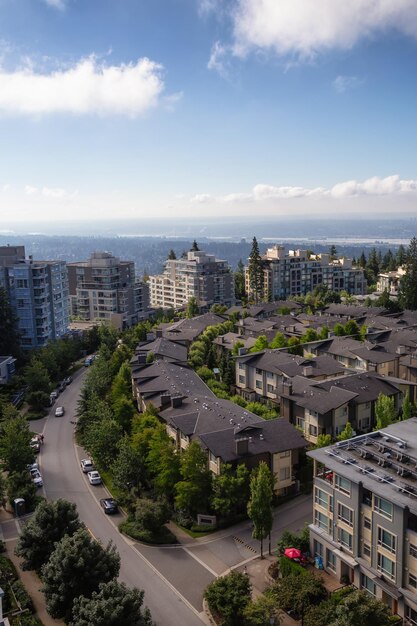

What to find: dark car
left=58, top=381, right=66, bottom=393
left=64, top=376, right=72, bottom=385
left=100, top=498, right=118, bottom=514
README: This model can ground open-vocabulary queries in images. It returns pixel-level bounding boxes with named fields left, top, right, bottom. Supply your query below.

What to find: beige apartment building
left=308, top=419, right=417, bottom=623
left=149, top=249, right=235, bottom=310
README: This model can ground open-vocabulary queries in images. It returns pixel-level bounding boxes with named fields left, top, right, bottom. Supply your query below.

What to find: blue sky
left=0, top=0, right=417, bottom=224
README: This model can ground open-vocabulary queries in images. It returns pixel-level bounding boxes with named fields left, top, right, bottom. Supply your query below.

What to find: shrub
left=11, top=580, right=34, bottom=612
left=204, top=571, right=251, bottom=626
left=279, top=556, right=307, bottom=578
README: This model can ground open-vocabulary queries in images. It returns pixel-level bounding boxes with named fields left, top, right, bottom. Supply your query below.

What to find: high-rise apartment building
left=67, top=251, right=149, bottom=329
left=149, top=250, right=235, bottom=310
left=0, top=246, right=69, bottom=349
left=246, top=246, right=366, bottom=301
left=308, top=419, right=417, bottom=622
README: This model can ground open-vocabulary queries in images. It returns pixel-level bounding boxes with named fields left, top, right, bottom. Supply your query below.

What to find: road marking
left=182, top=546, right=219, bottom=578
left=232, top=535, right=258, bottom=554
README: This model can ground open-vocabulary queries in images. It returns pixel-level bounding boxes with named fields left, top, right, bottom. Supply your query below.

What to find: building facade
left=246, top=246, right=366, bottom=301
left=0, top=246, right=69, bottom=349
left=308, top=419, right=417, bottom=622
left=149, top=250, right=235, bottom=310
left=67, top=251, right=149, bottom=329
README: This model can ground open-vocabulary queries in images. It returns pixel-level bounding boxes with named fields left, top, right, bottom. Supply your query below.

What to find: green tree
left=211, top=464, right=250, bottom=519
left=175, top=441, right=212, bottom=517
left=250, top=335, right=269, bottom=353
left=112, top=435, right=146, bottom=497
left=315, top=434, right=332, bottom=448
left=26, top=390, right=50, bottom=412
left=0, top=287, right=20, bottom=357
left=111, top=362, right=133, bottom=405
left=112, top=396, right=136, bottom=432
left=329, top=589, right=393, bottom=626
left=271, top=571, right=326, bottom=619
left=248, top=237, right=264, bottom=304
left=147, top=431, right=180, bottom=499
left=24, top=359, right=51, bottom=394
left=191, top=240, right=199, bottom=251
left=287, top=336, right=302, bottom=355
left=333, top=323, right=345, bottom=337
left=85, top=417, right=123, bottom=471
left=41, top=528, right=120, bottom=620
left=301, top=328, right=318, bottom=343
left=374, top=393, right=396, bottom=430
left=402, top=391, right=412, bottom=421
left=0, top=415, right=34, bottom=473
left=232, top=340, right=245, bottom=356
left=186, top=296, right=199, bottom=318
left=7, top=471, right=38, bottom=511
left=270, top=332, right=287, bottom=349
left=167, top=249, right=177, bottom=260
left=337, top=422, right=354, bottom=441
left=70, top=580, right=153, bottom=626
left=399, top=236, right=417, bottom=310
left=247, top=462, right=274, bottom=558
left=343, top=320, right=360, bottom=339
left=15, top=499, right=83, bottom=571
left=204, top=571, right=252, bottom=626
left=396, top=244, right=406, bottom=266
left=133, top=498, right=171, bottom=535
left=234, top=259, right=246, bottom=301
left=243, top=595, right=281, bottom=626
left=365, top=247, right=380, bottom=285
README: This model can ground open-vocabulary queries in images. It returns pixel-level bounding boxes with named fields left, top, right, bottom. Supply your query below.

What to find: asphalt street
left=23, top=365, right=312, bottom=626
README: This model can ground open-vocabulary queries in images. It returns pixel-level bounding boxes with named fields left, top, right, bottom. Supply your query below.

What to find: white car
left=55, top=406, right=65, bottom=417
left=87, top=471, right=102, bottom=485
left=31, top=469, right=43, bottom=488
left=81, top=459, right=94, bottom=473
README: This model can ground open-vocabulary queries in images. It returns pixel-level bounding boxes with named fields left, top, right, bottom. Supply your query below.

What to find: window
left=338, top=503, right=353, bottom=527
left=338, top=528, right=353, bottom=550
left=364, top=516, right=371, bottom=530
left=326, top=549, right=336, bottom=572
left=314, top=540, right=323, bottom=558
left=377, top=527, right=396, bottom=554
left=335, top=474, right=351, bottom=496
left=309, top=424, right=318, bottom=437
left=363, top=543, right=371, bottom=558
left=280, top=451, right=291, bottom=458
left=238, top=375, right=245, bottom=384
left=255, top=368, right=262, bottom=375
left=314, top=510, right=330, bottom=533
left=406, top=606, right=417, bottom=625
left=280, top=467, right=290, bottom=481
left=377, top=553, right=395, bottom=580
left=256, top=380, right=262, bottom=389
left=361, top=573, right=376, bottom=596
left=362, top=488, right=372, bottom=506
left=410, top=543, right=417, bottom=559
left=374, top=496, right=393, bottom=520
left=239, top=362, right=245, bottom=370
left=267, top=384, right=275, bottom=393
left=409, top=573, right=417, bottom=589
left=315, top=488, right=329, bottom=509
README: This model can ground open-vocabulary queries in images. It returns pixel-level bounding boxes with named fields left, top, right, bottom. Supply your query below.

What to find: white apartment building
left=149, top=250, right=235, bottom=310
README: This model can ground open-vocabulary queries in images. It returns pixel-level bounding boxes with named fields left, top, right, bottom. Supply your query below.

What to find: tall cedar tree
left=399, top=237, right=417, bottom=310
left=234, top=259, right=246, bottom=300
left=247, top=462, right=274, bottom=558
left=191, top=240, right=199, bottom=251
left=248, top=237, right=264, bottom=304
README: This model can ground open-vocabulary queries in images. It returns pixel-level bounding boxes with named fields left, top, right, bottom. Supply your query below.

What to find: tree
left=337, top=422, right=354, bottom=441
left=333, top=323, right=346, bottom=337
left=111, top=362, right=133, bottom=406
left=396, top=243, right=406, bottom=266
left=343, top=320, right=360, bottom=339
left=146, top=431, right=181, bottom=499
left=211, top=464, right=250, bottom=519
left=204, top=571, right=252, bottom=626
left=271, top=571, right=326, bottom=619
left=247, top=462, right=274, bottom=558
left=15, top=499, right=83, bottom=571
left=0, top=415, right=34, bottom=473
left=112, top=396, right=136, bottom=432
left=287, top=336, right=302, bottom=356
left=175, top=441, right=212, bottom=517
left=167, top=249, right=177, bottom=260
left=329, top=589, right=393, bottom=626
left=0, top=286, right=20, bottom=357
left=301, top=328, right=318, bottom=343
left=41, top=528, right=120, bottom=620
left=234, top=259, right=246, bottom=301
left=27, top=390, right=50, bottom=412
left=243, top=595, right=281, bottom=626
left=374, top=393, right=396, bottom=429
left=329, top=245, right=337, bottom=260
left=399, top=237, right=417, bottom=310
left=7, top=471, right=38, bottom=511
left=232, top=340, right=245, bottom=356
left=365, top=247, right=380, bottom=286
left=402, top=391, right=412, bottom=421
left=85, top=417, right=123, bottom=471
left=186, top=296, right=199, bottom=319
left=133, top=498, right=171, bottom=535
left=24, top=359, right=51, bottom=394
left=315, top=434, right=332, bottom=448
left=112, top=435, right=146, bottom=497
left=70, top=580, right=153, bottom=626
left=270, top=332, right=287, bottom=349
left=250, top=335, right=269, bottom=353
left=248, top=237, right=264, bottom=304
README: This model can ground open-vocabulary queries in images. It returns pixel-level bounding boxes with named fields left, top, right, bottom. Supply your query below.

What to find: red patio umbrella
left=284, top=547, right=302, bottom=560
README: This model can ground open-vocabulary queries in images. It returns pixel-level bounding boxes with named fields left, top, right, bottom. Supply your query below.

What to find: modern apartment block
left=149, top=250, right=235, bottom=310
left=67, top=251, right=149, bottom=329
left=308, top=419, right=417, bottom=622
left=0, top=246, right=69, bottom=349
left=246, top=245, right=366, bottom=301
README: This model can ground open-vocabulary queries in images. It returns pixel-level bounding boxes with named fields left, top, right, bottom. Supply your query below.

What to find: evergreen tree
left=396, top=244, right=406, bottom=266
left=358, top=251, right=367, bottom=268
left=0, top=287, right=20, bottom=357
left=186, top=296, right=199, bottom=318
left=191, top=240, right=199, bottom=252
left=167, top=249, right=176, bottom=260
left=375, top=393, right=396, bottom=429
left=234, top=259, right=246, bottom=301
left=402, top=391, right=412, bottom=421
left=399, top=237, right=417, bottom=310
left=247, top=237, right=264, bottom=304
left=247, top=462, right=274, bottom=558
left=175, top=441, right=212, bottom=517
left=365, top=247, right=380, bottom=285
left=337, top=422, right=354, bottom=441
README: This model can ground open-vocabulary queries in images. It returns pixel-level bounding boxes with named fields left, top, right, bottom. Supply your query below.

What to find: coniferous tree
left=234, top=259, right=246, bottom=301
left=191, top=240, right=199, bottom=252
left=247, top=237, right=264, bottom=303
left=399, top=237, right=417, bottom=311
left=167, top=249, right=176, bottom=260
left=396, top=244, right=406, bottom=266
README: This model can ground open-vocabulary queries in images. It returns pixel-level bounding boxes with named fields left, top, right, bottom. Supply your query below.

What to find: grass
left=175, top=523, right=216, bottom=539
left=99, top=469, right=125, bottom=502
left=119, top=521, right=178, bottom=545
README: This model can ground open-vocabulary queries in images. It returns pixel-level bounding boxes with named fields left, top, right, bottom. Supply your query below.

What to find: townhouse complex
left=0, top=245, right=69, bottom=349
left=149, top=249, right=235, bottom=310
left=68, top=251, right=149, bottom=329
left=309, top=419, right=417, bottom=623
left=246, top=245, right=366, bottom=300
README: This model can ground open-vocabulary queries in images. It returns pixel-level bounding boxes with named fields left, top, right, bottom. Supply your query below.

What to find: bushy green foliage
left=0, top=415, right=34, bottom=473
left=247, top=463, right=274, bottom=557
left=270, top=571, right=327, bottom=617
left=7, top=471, right=38, bottom=511
left=204, top=571, right=252, bottom=626
left=276, top=526, right=310, bottom=556
left=211, top=464, right=250, bottom=518
left=375, top=393, right=396, bottom=429
left=175, top=441, right=212, bottom=517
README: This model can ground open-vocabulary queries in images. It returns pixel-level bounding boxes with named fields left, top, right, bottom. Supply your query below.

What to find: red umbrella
left=284, top=547, right=302, bottom=559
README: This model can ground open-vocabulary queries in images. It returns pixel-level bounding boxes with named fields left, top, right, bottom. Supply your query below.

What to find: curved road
left=37, top=367, right=204, bottom=626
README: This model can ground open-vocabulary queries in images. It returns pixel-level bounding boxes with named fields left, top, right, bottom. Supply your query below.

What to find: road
left=25, top=366, right=312, bottom=626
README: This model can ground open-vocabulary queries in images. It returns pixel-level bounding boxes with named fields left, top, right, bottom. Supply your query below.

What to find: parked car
left=49, top=391, right=58, bottom=405
left=30, top=436, right=41, bottom=453
left=31, top=469, right=43, bottom=488
left=58, top=381, right=66, bottom=393
left=87, top=471, right=102, bottom=485
left=55, top=406, right=65, bottom=417
left=100, top=498, right=118, bottom=514
left=81, top=459, right=94, bottom=473
left=64, top=376, right=73, bottom=385
left=27, top=462, right=39, bottom=472
left=84, top=356, right=94, bottom=367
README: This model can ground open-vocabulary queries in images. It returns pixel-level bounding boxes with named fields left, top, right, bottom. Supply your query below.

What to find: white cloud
left=0, top=56, right=167, bottom=117
left=333, top=75, right=362, bottom=93
left=231, top=0, right=417, bottom=58
left=24, top=185, right=38, bottom=195
left=190, top=193, right=214, bottom=203
left=43, top=0, right=67, bottom=9
left=207, top=41, right=232, bottom=78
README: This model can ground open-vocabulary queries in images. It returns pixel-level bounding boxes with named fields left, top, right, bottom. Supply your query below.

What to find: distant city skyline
left=0, top=1, right=416, bottom=223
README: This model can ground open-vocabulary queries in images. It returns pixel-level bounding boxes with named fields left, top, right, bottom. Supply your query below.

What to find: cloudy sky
left=0, top=0, right=417, bottom=223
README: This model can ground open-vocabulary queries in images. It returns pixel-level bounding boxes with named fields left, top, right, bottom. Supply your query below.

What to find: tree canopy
left=247, top=462, right=274, bottom=558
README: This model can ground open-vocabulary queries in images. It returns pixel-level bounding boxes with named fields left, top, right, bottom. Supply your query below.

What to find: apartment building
left=245, top=245, right=366, bottom=301
left=67, top=251, right=149, bottom=329
left=0, top=357, right=16, bottom=384
left=149, top=250, right=235, bottom=310
left=308, top=418, right=417, bottom=622
left=0, top=246, right=69, bottom=349
left=377, top=268, right=405, bottom=296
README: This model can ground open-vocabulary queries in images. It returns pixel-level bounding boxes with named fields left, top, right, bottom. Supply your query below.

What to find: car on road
left=100, top=498, right=118, bottom=514
left=30, top=436, right=41, bottom=453
left=84, top=356, right=94, bottom=367
left=27, top=462, right=39, bottom=472
left=55, top=406, right=65, bottom=417
left=64, top=376, right=73, bottom=385
left=81, top=459, right=94, bottom=473
left=58, top=381, right=66, bottom=393
left=49, top=391, right=58, bottom=405
left=88, top=471, right=102, bottom=485
left=31, top=469, right=43, bottom=488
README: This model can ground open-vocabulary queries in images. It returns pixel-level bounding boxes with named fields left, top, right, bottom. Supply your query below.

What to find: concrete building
left=308, top=418, right=417, bottom=622
left=377, top=268, right=405, bottom=297
left=0, top=356, right=16, bottom=384
left=67, top=251, right=149, bottom=329
left=246, top=246, right=366, bottom=301
left=149, top=250, right=235, bottom=310
left=0, top=246, right=69, bottom=349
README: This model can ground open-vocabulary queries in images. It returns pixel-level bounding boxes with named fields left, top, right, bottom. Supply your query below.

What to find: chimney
left=235, top=433, right=249, bottom=456
left=302, top=365, right=314, bottom=377
left=282, top=381, right=293, bottom=397
left=146, top=332, right=155, bottom=341
left=137, top=353, right=147, bottom=365
left=156, top=329, right=163, bottom=338
left=160, top=393, right=171, bottom=408
left=171, top=395, right=183, bottom=408
left=396, top=345, right=406, bottom=355
left=238, top=347, right=247, bottom=356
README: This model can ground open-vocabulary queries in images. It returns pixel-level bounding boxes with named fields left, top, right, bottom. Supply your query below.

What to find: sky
left=0, top=0, right=417, bottom=225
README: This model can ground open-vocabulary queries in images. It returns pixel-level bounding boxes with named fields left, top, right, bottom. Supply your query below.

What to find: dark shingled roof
left=135, top=337, right=188, bottom=362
